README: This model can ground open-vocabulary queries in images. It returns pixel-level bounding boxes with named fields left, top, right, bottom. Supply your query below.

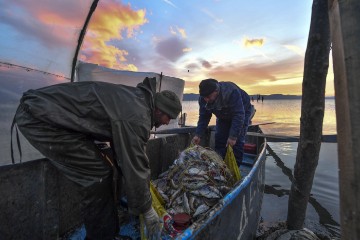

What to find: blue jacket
left=195, top=82, right=251, bottom=139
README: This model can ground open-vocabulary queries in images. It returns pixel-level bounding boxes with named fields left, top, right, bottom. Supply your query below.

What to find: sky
left=0, top=0, right=335, bottom=96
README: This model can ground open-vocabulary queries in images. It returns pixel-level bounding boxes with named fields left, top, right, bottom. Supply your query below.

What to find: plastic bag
left=141, top=181, right=180, bottom=239
left=150, top=181, right=166, bottom=217
left=224, top=145, right=241, bottom=183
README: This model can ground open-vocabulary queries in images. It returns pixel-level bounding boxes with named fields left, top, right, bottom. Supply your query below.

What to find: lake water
left=182, top=99, right=340, bottom=238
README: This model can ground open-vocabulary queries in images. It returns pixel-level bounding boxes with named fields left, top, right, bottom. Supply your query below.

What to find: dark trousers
left=215, top=118, right=248, bottom=166
left=15, top=105, right=119, bottom=240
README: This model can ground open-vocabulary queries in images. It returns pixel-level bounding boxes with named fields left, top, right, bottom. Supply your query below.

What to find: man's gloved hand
left=143, top=206, right=162, bottom=239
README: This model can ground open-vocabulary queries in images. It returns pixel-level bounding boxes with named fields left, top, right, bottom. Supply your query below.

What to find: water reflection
left=263, top=142, right=340, bottom=238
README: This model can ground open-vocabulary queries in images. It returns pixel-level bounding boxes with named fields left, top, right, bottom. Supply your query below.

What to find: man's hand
left=227, top=138, right=236, bottom=147
left=143, top=206, right=162, bottom=239
left=192, top=135, right=201, bottom=145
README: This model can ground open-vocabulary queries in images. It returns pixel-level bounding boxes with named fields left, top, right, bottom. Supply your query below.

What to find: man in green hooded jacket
left=13, top=77, right=182, bottom=240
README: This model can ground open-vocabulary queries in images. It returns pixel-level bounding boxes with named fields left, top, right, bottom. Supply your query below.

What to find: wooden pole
left=329, top=0, right=360, bottom=238
left=287, top=0, right=331, bottom=229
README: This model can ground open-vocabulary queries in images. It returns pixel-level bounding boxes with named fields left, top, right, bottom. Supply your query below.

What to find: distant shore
left=183, top=93, right=335, bottom=101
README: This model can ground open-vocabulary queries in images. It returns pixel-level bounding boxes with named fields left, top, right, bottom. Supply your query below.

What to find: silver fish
left=170, top=179, right=179, bottom=189
left=193, top=204, right=210, bottom=218
left=191, top=186, right=222, bottom=199
left=183, top=181, right=208, bottom=191
left=183, top=192, right=191, bottom=214
left=186, top=167, right=207, bottom=176
left=189, top=195, right=196, bottom=212
left=168, top=188, right=182, bottom=207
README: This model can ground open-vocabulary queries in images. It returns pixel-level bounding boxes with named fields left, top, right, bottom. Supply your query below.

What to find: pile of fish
left=152, top=145, right=235, bottom=221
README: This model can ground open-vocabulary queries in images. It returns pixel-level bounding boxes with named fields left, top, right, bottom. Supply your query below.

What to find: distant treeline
left=183, top=94, right=335, bottom=101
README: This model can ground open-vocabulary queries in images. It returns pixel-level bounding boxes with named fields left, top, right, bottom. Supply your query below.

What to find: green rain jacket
left=20, top=77, right=157, bottom=215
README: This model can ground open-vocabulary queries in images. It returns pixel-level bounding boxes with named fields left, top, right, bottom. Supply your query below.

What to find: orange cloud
left=89, top=1, right=147, bottom=40
left=37, top=12, right=81, bottom=26
left=16, top=0, right=85, bottom=27
left=81, top=0, right=148, bottom=69
left=80, top=40, right=138, bottom=71
left=6, top=1, right=88, bottom=49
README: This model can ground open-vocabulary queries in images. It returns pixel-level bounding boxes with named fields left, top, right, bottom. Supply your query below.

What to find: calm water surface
left=182, top=99, right=340, bottom=238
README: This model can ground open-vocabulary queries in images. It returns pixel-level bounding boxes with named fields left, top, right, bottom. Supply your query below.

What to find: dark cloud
left=184, top=59, right=213, bottom=71
left=155, top=37, right=187, bottom=62
left=200, top=59, right=212, bottom=69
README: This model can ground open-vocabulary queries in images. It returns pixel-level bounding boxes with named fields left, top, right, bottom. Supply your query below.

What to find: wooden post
left=329, top=0, right=360, bottom=238
left=287, top=0, right=331, bottom=229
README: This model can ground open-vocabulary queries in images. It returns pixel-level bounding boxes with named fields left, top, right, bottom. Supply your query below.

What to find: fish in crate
left=151, top=145, right=238, bottom=237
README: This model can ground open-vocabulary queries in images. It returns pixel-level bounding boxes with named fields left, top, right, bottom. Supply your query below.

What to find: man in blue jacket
left=192, top=79, right=252, bottom=166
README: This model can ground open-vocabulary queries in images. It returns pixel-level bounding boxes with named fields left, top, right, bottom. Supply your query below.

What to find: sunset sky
left=0, top=0, right=335, bottom=96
